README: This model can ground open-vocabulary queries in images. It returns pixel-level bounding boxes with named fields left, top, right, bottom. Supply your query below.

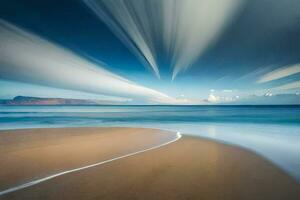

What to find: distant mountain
left=0, top=96, right=117, bottom=105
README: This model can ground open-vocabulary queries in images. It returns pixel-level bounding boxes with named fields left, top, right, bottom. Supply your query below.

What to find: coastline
left=0, top=127, right=299, bottom=200
left=0, top=127, right=177, bottom=192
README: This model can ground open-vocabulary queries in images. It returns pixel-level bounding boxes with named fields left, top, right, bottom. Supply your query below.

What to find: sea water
left=0, top=105, right=299, bottom=181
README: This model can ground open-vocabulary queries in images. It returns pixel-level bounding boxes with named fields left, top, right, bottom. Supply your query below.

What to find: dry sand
left=0, top=127, right=299, bottom=200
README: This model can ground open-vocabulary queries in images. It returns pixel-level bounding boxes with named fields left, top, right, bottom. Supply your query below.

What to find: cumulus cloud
left=0, top=20, right=178, bottom=104
left=232, top=93, right=300, bottom=105
left=207, top=94, right=219, bottom=103
left=205, top=93, right=241, bottom=104
left=84, top=0, right=244, bottom=79
left=257, top=63, right=300, bottom=83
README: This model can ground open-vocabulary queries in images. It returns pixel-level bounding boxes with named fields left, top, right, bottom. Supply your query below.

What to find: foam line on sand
left=0, top=131, right=181, bottom=196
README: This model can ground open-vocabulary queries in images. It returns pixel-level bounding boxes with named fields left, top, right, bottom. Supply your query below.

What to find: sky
left=0, top=0, right=300, bottom=104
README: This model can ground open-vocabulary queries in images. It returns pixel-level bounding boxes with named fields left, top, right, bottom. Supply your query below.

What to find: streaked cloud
left=272, top=81, right=300, bottom=91
left=83, top=0, right=160, bottom=78
left=257, top=63, right=300, bottom=83
left=0, top=79, right=132, bottom=103
left=222, top=89, right=233, bottom=93
left=0, top=20, right=178, bottom=104
left=84, top=0, right=244, bottom=79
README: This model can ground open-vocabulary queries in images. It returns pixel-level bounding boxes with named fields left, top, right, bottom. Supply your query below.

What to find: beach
left=0, top=127, right=299, bottom=200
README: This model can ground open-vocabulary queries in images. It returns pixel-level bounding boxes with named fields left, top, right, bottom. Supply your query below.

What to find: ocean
left=0, top=105, right=300, bottom=181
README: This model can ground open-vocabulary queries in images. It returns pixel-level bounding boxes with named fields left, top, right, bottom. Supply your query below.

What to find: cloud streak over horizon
left=273, top=81, right=300, bottom=91
left=0, top=20, right=178, bottom=104
left=258, top=63, right=300, bottom=83
left=84, top=0, right=244, bottom=79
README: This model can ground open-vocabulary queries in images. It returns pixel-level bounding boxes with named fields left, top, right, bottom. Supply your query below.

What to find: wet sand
left=0, top=127, right=299, bottom=200
left=0, top=127, right=175, bottom=191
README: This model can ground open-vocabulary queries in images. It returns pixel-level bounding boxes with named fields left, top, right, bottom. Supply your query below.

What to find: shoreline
left=0, top=127, right=177, bottom=191
left=0, top=130, right=181, bottom=196
left=0, top=127, right=299, bottom=199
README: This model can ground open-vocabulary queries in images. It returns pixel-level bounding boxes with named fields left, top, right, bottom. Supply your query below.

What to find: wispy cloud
left=84, top=0, right=244, bottom=79
left=257, top=63, right=300, bottom=83
left=0, top=79, right=132, bottom=103
left=84, top=0, right=160, bottom=78
left=272, top=81, right=300, bottom=91
left=222, top=89, right=233, bottom=93
left=0, top=20, right=178, bottom=104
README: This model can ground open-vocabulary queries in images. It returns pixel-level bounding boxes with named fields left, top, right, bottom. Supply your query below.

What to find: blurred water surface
left=0, top=105, right=300, bottom=181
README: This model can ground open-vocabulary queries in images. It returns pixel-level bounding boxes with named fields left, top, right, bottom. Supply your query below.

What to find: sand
left=0, top=127, right=299, bottom=200
left=0, top=127, right=175, bottom=191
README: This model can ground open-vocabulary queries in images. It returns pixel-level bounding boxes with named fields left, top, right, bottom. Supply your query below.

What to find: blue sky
left=0, top=0, right=300, bottom=104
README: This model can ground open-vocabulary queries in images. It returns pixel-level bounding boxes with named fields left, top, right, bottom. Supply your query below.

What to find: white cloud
left=206, top=93, right=240, bottom=104
left=0, top=79, right=132, bottom=102
left=0, top=20, right=178, bottom=104
left=207, top=94, right=219, bottom=103
left=222, top=89, right=233, bottom=93
left=84, top=0, right=244, bottom=79
left=272, top=81, right=300, bottom=91
left=257, top=63, right=300, bottom=83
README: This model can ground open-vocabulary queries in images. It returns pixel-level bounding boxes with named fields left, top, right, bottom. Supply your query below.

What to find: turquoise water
left=0, top=105, right=300, bottom=181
